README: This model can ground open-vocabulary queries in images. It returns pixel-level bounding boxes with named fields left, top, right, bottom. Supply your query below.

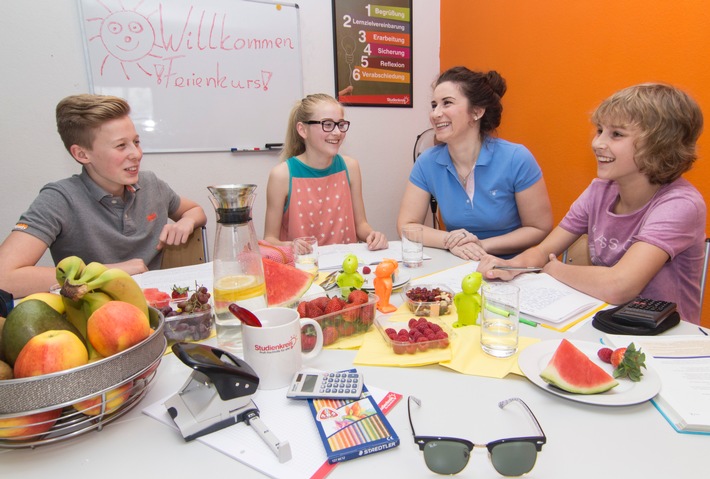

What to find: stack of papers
left=608, top=334, right=710, bottom=434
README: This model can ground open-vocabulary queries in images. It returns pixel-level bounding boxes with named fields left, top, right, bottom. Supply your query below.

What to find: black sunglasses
left=408, top=396, right=546, bottom=476
left=304, top=119, right=350, bottom=132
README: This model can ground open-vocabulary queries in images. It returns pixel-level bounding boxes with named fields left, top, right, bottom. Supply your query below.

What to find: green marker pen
left=519, top=316, right=538, bottom=327
left=484, top=303, right=510, bottom=317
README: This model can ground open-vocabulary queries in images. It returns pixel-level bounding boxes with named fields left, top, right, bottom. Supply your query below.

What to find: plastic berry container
left=162, top=301, right=214, bottom=342
left=294, top=288, right=378, bottom=347
left=375, top=314, right=454, bottom=355
left=402, top=284, right=455, bottom=316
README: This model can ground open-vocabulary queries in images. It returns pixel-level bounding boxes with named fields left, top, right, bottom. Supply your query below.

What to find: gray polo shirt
left=14, top=168, right=181, bottom=270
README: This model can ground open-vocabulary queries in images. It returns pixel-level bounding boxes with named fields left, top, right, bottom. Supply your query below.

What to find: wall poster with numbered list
left=332, top=0, right=413, bottom=107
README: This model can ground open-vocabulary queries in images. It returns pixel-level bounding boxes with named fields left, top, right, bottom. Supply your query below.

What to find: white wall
left=0, top=0, right=439, bottom=265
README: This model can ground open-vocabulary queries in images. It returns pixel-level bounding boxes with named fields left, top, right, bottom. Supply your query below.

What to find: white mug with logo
left=242, top=307, right=324, bottom=389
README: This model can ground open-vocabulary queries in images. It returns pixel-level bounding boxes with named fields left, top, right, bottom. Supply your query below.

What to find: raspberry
left=362, top=266, right=372, bottom=275
left=597, top=347, right=613, bottom=364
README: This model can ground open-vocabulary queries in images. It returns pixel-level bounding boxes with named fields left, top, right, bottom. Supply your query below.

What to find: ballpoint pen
left=492, top=266, right=543, bottom=272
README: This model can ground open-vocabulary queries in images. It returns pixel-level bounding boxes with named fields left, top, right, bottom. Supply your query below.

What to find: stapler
left=164, top=343, right=292, bottom=463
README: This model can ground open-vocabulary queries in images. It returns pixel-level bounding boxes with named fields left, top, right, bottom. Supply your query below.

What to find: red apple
left=87, top=301, right=151, bottom=357
left=0, top=409, right=63, bottom=440
left=72, top=381, right=134, bottom=416
left=14, top=330, right=88, bottom=378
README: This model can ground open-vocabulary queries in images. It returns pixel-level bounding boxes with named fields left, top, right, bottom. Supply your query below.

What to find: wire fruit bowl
left=0, top=308, right=166, bottom=448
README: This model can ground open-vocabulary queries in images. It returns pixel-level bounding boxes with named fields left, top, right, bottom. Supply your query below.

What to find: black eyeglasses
left=408, top=396, right=546, bottom=476
left=304, top=119, right=350, bottom=132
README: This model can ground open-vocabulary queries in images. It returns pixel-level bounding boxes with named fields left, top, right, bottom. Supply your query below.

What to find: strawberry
left=597, top=347, right=613, bottom=364
left=324, top=297, right=344, bottom=314
left=297, top=302, right=308, bottom=318
left=305, top=303, right=324, bottom=319
left=312, top=297, right=330, bottom=310
left=347, top=289, right=369, bottom=305
left=610, top=347, right=627, bottom=368
left=612, top=343, right=646, bottom=382
left=338, top=322, right=356, bottom=337
left=323, top=326, right=339, bottom=346
left=342, top=303, right=359, bottom=322
left=301, top=326, right=317, bottom=352
left=171, top=284, right=189, bottom=300
left=359, top=304, right=375, bottom=325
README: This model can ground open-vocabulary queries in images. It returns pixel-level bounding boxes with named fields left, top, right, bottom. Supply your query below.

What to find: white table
left=1, top=248, right=706, bottom=478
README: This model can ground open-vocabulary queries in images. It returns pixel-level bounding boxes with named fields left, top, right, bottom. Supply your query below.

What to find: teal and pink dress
left=279, top=155, right=357, bottom=245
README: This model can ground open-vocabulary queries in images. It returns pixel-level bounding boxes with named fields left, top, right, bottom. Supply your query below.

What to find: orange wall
left=440, top=0, right=710, bottom=326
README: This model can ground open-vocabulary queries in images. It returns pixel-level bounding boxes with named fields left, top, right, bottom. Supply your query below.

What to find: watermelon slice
left=540, top=339, right=619, bottom=394
left=142, top=288, right=171, bottom=308
left=263, top=257, right=314, bottom=307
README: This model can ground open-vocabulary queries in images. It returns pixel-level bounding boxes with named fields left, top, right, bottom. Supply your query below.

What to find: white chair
left=160, top=226, right=209, bottom=269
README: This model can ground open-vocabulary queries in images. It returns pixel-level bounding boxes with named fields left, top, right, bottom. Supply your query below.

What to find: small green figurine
left=336, top=253, right=364, bottom=295
left=453, top=272, right=482, bottom=327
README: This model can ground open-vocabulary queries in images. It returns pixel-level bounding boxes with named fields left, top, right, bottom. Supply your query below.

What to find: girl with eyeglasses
left=264, top=93, right=388, bottom=249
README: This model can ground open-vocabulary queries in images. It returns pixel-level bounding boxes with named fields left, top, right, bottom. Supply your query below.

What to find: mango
left=1, top=299, right=83, bottom=366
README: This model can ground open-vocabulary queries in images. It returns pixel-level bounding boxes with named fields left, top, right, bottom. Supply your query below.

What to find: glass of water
left=481, top=282, right=520, bottom=358
left=293, top=236, right=319, bottom=275
left=401, top=225, right=424, bottom=268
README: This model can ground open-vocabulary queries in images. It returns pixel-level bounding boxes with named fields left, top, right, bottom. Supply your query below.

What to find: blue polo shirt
left=410, top=138, right=542, bottom=239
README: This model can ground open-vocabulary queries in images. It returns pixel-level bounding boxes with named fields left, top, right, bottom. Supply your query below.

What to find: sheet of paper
left=608, top=334, right=710, bottom=432
left=511, top=273, right=605, bottom=324
left=607, top=334, right=710, bottom=358
left=133, top=262, right=213, bottom=292
left=143, top=382, right=396, bottom=479
left=318, top=241, right=430, bottom=270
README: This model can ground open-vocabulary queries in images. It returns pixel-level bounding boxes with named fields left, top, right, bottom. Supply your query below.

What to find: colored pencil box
left=308, top=376, right=399, bottom=464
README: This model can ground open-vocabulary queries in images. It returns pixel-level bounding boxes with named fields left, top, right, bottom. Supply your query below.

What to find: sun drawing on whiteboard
left=86, top=2, right=163, bottom=80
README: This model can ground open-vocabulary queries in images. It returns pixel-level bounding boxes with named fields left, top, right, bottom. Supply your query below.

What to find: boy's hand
left=157, top=222, right=195, bottom=250
left=477, top=255, right=517, bottom=281
left=109, top=259, right=148, bottom=275
left=366, top=231, right=388, bottom=250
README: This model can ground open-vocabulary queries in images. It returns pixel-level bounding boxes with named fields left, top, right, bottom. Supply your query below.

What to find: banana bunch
left=55, top=257, right=149, bottom=357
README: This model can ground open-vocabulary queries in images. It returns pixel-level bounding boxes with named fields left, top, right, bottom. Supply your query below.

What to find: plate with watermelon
left=518, top=339, right=661, bottom=406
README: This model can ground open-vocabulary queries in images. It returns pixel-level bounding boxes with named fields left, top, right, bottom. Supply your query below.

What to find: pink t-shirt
left=559, top=178, right=706, bottom=324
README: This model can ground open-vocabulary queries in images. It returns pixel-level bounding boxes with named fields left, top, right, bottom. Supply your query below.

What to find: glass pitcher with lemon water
left=208, top=184, right=267, bottom=354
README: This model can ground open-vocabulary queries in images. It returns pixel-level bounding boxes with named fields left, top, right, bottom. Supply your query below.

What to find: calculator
left=611, top=297, right=677, bottom=329
left=286, top=371, right=364, bottom=400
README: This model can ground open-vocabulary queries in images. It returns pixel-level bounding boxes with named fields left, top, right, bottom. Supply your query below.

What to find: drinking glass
left=293, top=236, right=319, bottom=276
left=401, top=225, right=424, bottom=268
left=481, top=283, right=520, bottom=358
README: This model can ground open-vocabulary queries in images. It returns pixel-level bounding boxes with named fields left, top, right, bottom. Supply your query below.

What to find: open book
left=511, top=273, right=605, bottom=325
left=608, top=334, right=710, bottom=434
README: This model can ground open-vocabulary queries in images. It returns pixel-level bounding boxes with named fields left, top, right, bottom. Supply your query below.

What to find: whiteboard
left=78, top=0, right=303, bottom=153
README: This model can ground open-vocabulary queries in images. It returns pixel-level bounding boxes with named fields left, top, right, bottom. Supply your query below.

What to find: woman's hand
left=366, top=231, right=388, bottom=250
left=444, top=230, right=485, bottom=260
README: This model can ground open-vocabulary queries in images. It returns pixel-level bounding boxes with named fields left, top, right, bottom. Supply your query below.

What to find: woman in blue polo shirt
left=397, top=66, right=553, bottom=260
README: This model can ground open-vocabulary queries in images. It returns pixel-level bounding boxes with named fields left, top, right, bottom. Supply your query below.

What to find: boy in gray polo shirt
left=0, top=94, right=206, bottom=298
